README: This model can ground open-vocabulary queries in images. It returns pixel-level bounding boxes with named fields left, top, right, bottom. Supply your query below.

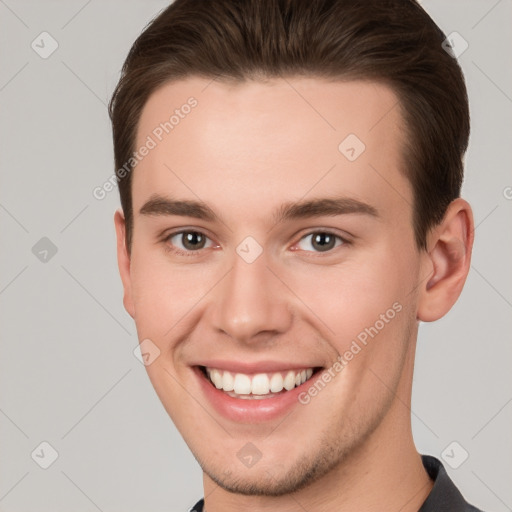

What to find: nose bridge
left=211, top=243, right=292, bottom=343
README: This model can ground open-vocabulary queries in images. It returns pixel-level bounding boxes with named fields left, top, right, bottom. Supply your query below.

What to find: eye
left=162, top=229, right=348, bottom=257
left=294, top=231, right=346, bottom=253
left=163, top=230, right=216, bottom=256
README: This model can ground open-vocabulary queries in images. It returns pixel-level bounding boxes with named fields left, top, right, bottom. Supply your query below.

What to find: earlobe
left=417, top=198, right=474, bottom=322
left=114, top=208, right=136, bottom=319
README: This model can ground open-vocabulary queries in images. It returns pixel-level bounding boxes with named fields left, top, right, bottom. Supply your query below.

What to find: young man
left=109, top=1, right=484, bottom=510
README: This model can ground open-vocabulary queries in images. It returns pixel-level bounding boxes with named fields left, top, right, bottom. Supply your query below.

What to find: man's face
left=116, top=77, right=426, bottom=494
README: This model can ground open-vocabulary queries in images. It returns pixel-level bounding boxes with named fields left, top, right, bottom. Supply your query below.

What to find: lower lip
left=193, top=366, right=319, bottom=423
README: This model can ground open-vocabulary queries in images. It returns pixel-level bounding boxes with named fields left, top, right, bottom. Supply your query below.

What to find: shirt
left=189, top=454, right=485, bottom=511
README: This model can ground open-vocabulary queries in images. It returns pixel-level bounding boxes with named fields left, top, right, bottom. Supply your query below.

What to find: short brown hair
left=109, top=0, right=470, bottom=254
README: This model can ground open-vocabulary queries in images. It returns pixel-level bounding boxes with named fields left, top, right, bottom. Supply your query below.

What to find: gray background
left=0, top=0, right=511, bottom=511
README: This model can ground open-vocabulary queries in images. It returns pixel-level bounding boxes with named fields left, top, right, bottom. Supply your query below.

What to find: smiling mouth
left=198, top=365, right=322, bottom=399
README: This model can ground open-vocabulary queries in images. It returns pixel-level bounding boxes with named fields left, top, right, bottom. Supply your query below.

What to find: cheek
left=283, top=255, right=410, bottom=344
left=129, top=248, right=212, bottom=329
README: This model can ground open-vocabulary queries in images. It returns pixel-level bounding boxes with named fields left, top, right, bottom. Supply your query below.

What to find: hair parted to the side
left=108, top=0, right=470, bottom=255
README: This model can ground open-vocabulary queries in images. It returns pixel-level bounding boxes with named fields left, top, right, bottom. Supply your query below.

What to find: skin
left=114, top=76, right=474, bottom=512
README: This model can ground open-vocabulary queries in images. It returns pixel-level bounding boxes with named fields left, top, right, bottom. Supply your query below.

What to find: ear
left=417, top=198, right=474, bottom=322
left=114, top=208, right=135, bottom=319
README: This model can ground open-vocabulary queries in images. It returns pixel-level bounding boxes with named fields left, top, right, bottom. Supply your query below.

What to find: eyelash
left=161, top=229, right=350, bottom=258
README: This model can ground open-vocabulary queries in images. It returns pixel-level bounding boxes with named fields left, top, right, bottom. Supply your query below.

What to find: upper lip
left=193, top=359, right=323, bottom=374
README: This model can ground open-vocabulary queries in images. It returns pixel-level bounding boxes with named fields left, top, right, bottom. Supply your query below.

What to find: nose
left=210, top=247, right=293, bottom=345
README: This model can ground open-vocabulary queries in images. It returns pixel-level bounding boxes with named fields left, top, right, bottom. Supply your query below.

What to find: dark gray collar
left=419, top=454, right=484, bottom=511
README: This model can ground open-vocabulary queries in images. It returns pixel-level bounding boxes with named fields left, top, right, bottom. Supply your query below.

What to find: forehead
left=132, top=76, right=412, bottom=224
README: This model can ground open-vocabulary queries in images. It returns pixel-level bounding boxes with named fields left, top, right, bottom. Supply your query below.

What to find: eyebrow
left=139, top=193, right=379, bottom=224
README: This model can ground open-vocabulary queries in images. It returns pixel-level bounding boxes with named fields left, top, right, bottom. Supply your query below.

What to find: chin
left=197, top=442, right=345, bottom=497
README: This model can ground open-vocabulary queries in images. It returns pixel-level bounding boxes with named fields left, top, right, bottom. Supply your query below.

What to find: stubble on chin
left=197, top=401, right=392, bottom=498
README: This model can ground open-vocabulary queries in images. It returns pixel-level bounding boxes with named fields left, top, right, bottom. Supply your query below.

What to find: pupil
left=184, top=232, right=204, bottom=250
left=313, top=233, right=334, bottom=251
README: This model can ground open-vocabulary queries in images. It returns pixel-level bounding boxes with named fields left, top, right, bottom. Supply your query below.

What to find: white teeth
left=210, top=369, right=223, bottom=389
left=269, top=373, right=284, bottom=393
left=251, top=373, right=270, bottom=395
left=222, top=371, right=234, bottom=392
left=233, top=373, right=252, bottom=394
left=283, top=371, right=296, bottom=391
left=205, top=367, right=316, bottom=397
